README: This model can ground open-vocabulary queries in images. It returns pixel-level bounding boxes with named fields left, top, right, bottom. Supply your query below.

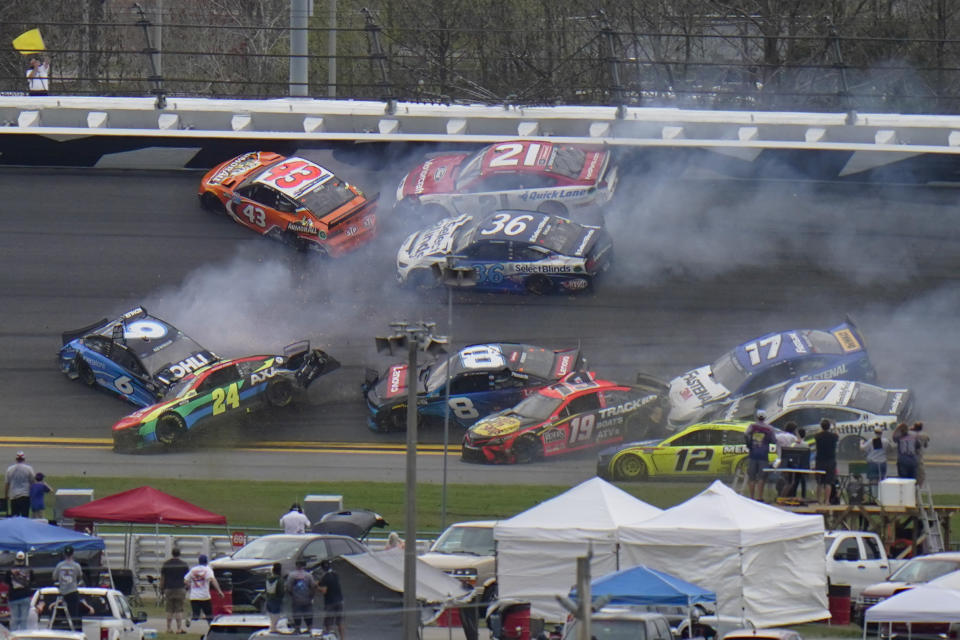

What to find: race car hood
left=467, top=413, right=529, bottom=439
left=399, top=153, right=468, bottom=197
left=400, top=215, right=471, bottom=261
left=668, top=365, right=729, bottom=424
left=153, top=350, right=219, bottom=386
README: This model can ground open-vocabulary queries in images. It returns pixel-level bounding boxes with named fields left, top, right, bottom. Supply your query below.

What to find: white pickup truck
left=30, top=587, right=147, bottom=640
left=825, top=531, right=907, bottom=598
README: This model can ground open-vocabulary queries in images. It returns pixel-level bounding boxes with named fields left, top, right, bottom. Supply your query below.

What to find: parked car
left=825, top=530, right=907, bottom=599
left=209, top=534, right=367, bottom=606
left=721, top=629, right=803, bottom=640
left=561, top=608, right=673, bottom=640
left=31, top=587, right=146, bottom=640
left=202, top=614, right=271, bottom=640
left=855, top=552, right=960, bottom=623
left=420, top=521, right=497, bottom=605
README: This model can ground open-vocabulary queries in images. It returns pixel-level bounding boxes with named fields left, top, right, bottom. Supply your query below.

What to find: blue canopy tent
left=0, top=518, right=104, bottom=553
left=570, top=565, right=716, bottom=607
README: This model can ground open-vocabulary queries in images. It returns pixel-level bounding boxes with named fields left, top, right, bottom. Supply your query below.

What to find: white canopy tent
left=618, top=480, right=828, bottom=627
left=494, top=477, right=662, bottom=622
left=864, top=584, right=960, bottom=639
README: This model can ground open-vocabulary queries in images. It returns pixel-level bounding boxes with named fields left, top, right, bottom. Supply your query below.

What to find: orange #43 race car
left=199, top=152, right=377, bottom=257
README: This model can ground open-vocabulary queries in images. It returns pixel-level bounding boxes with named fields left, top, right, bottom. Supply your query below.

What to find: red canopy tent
left=63, top=486, right=227, bottom=525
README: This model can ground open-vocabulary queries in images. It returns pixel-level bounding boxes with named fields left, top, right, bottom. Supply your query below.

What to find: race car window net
left=848, top=383, right=888, bottom=413
left=546, top=145, right=587, bottom=179
left=454, top=150, right=485, bottom=189
left=139, top=336, right=210, bottom=374
left=711, top=351, right=749, bottom=390
left=536, top=220, right=591, bottom=254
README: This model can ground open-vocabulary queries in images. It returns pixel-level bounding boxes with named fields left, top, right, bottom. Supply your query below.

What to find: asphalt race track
left=3, top=150, right=960, bottom=489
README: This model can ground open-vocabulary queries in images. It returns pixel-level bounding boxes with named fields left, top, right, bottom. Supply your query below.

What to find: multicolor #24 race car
left=59, top=307, right=219, bottom=407
left=199, top=151, right=377, bottom=257
left=461, top=371, right=668, bottom=464
left=112, top=341, right=339, bottom=452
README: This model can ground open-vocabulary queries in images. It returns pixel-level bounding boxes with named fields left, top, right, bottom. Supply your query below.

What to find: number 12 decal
left=675, top=448, right=714, bottom=472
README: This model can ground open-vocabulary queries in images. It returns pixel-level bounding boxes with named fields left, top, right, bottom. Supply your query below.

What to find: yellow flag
left=12, top=29, right=45, bottom=55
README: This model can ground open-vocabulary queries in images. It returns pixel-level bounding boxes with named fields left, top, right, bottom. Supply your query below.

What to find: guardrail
left=3, top=96, right=960, bottom=182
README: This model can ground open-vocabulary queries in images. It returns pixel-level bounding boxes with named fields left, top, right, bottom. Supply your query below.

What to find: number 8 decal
left=449, top=397, right=479, bottom=420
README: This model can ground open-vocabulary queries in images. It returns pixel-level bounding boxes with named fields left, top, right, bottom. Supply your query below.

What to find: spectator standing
left=317, top=559, right=345, bottom=640
left=744, top=410, right=776, bottom=502
left=264, top=563, right=285, bottom=632
left=185, top=554, right=223, bottom=626
left=280, top=504, right=310, bottom=534
left=893, top=422, right=919, bottom=480
left=776, top=422, right=805, bottom=498
left=29, top=472, right=52, bottom=519
left=284, top=559, right=317, bottom=633
left=5, top=452, right=36, bottom=517
left=52, top=545, right=84, bottom=623
left=26, top=57, right=50, bottom=96
left=813, top=419, right=839, bottom=505
left=861, top=427, right=893, bottom=483
left=7, top=551, right=33, bottom=630
left=160, top=548, right=189, bottom=633
left=913, top=422, right=930, bottom=487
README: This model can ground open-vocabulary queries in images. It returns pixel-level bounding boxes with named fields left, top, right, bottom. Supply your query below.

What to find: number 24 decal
left=675, top=448, right=714, bottom=472
left=212, top=383, right=240, bottom=416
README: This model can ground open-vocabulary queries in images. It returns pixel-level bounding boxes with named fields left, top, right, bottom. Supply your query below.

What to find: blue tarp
left=0, top=518, right=105, bottom=552
left=570, top=565, right=716, bottom=607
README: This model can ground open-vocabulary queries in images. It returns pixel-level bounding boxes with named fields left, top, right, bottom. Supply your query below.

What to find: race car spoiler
left=325, top=193, right=379, bottom=229
left=60, top=306, right=149, bottom=345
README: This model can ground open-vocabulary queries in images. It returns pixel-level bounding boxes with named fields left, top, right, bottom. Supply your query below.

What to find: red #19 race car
left=198, top=152, right=377, bottom=257
left=395, top=140, right=618, bottom=220
left=461, top=371, right=668, bottom=464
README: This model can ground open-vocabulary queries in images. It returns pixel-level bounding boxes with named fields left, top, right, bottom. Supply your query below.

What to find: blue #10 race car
left=362, top=343, right=583, bottom=432
left=663, top=318, right=876, bottom=429
left=59, top=307, right=219, bottom=407
left=396, top=210, right=613, bottom=295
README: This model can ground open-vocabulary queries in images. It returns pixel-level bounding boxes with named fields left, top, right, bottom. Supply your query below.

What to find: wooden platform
left=779, top=502, right=960, bottom=556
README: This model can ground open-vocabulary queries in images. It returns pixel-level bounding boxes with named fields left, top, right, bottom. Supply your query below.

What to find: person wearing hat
left=52, top=545, right=84, bottom=622
left=280, top=503, right=310, bottom=534
left=861, top=425, right=894, bottom=483
left=6, top=550, right=34, bottom=630
left=5, top=452, right=36, bottom=517
left=185, top=554, right=223, bottom=627
left=744, top=409, right=776, bottom=502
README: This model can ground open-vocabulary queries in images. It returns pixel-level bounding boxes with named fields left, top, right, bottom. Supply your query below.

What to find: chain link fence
left=3, top=0, right=960, bottom=113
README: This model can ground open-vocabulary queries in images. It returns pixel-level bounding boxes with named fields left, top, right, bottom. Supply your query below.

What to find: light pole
left=433, top=259, right=476, bottom=529
left=375, top=321, right=447, bottom=640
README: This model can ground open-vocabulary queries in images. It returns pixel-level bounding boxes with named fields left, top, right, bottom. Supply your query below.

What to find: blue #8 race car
left=664, top=318, right=876, bottom=428
left=58, top=307, right=219, bottom=407
left=396, top=210, right=614, bottom=295
left=362, top=343, right=583, bottom=432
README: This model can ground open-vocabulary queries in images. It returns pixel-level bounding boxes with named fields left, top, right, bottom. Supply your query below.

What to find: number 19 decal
left=212, top=383, right=240, bottom=415
left=568, top=415, right=596, bottom=444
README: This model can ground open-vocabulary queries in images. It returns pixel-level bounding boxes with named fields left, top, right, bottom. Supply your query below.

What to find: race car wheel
left=155, top=412, right=186, bottom=446
left=512, top=435, right=543, bottom=464
left=838, top=435, right=861, bottom=460
left=200, top=192, right=225, bottom=214
left=614, top=454, right=648, bottom=481
left=77, top=360, right=96, bottom=387
left=537, top=201, right=568, bottom=217
left=267, top=379, right=294, bottom=408
left=524, top=275, right=553, bottom=295
left=733, top=458, right=749, bottom=485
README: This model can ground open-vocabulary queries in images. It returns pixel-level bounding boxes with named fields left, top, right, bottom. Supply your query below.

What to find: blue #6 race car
left=664, top=318, right=876, bottom=428
left=362, top=343, right=584, bottom=432
left=58, top=307, right=219, bottom=407
left=395, top=210, right=613, bottom=295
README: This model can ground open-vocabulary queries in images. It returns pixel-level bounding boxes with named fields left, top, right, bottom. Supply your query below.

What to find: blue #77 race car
left=58, top=307, right=218, bottom=407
